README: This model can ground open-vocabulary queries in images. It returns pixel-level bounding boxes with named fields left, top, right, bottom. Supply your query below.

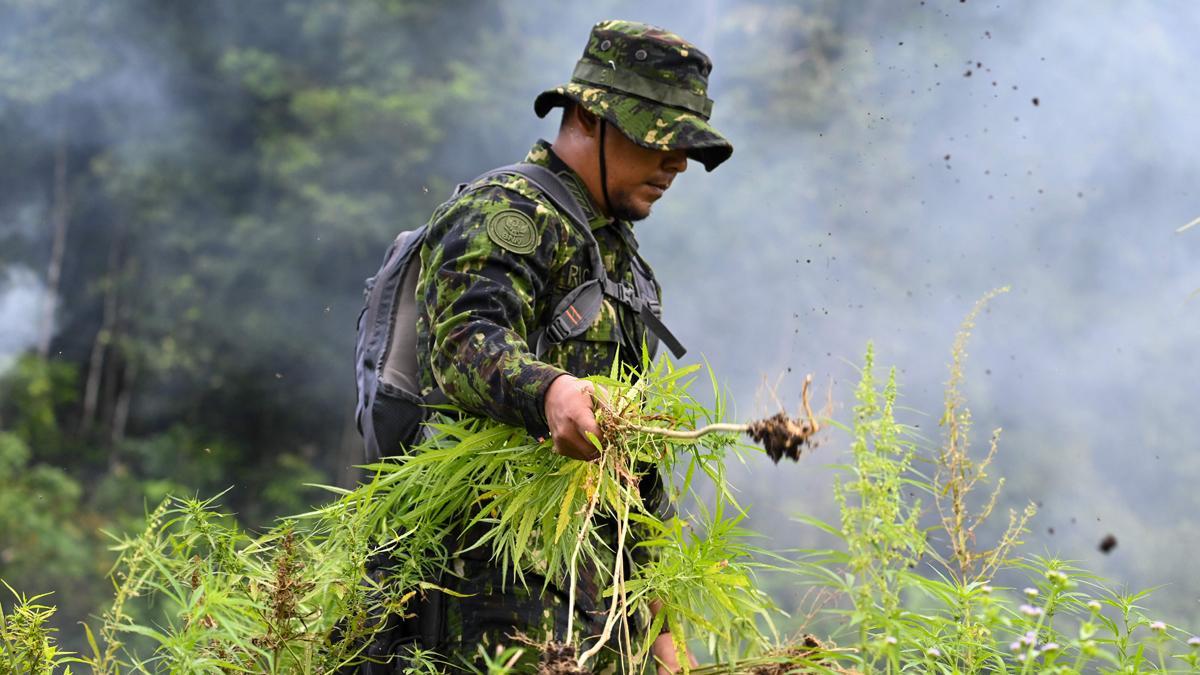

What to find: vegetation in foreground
left=4, top=291, right=1199, bottom=673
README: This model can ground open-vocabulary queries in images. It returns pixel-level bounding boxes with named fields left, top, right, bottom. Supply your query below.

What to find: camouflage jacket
left=414, top=140, right=662, bottom=436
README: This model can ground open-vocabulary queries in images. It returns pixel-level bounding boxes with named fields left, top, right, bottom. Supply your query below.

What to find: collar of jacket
left=524, top=139, right=624, bottom=234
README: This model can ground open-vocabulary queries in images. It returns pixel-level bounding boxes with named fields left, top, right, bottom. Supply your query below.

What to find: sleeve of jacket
left=419, top=183, right=568, bottom=437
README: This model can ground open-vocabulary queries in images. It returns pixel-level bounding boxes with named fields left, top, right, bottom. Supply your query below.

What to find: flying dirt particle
left=944, top=154, right=951, bottom=160
left=1047, top=527, right=1055, bottom=535
left=1031, top=97, right=1040, bottom=106
left=1098, top=534, right=1118, bottom=554
left=964, top=69, right=973, bottom=77
left=985, top=31, right=992, bottom=38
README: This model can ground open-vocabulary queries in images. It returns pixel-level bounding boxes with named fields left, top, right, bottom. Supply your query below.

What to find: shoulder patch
left=485, top=209, right=539, bottom=254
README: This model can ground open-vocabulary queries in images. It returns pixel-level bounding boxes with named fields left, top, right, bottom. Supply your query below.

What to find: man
left=411, top=20, right=732, bottom=672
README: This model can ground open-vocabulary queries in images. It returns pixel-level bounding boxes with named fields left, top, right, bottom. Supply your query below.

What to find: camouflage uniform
left=415, top=140, right=662, bottom=437
left=409, top=20, right=732, bottom=672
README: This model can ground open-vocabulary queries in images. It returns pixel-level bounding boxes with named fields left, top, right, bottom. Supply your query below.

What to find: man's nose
left=662, top=149, right=688, bottom=174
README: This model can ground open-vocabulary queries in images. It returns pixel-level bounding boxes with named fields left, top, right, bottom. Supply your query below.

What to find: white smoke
left=0, top=266, right=48, bottom=374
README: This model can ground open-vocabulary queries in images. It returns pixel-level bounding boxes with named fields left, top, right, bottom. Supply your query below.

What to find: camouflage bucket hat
left=534, top=20, right=733, bottom=172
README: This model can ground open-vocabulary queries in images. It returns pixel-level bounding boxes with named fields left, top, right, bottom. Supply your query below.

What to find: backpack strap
left=474, top=163, right=606, bottom=282
left=474, top=163, right=687, bottom=359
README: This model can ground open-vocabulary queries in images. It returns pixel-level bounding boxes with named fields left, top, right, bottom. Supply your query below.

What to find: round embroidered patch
left=486, top=209, right=539, bottom=254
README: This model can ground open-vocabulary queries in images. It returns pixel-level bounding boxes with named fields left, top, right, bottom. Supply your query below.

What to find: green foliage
left=6, top=300, right=1200, bottom=673
left=72, top=496, right=379, bottom=674
left=17, top=357, right=776, bottom=673
left=790, top=295, right=1200, bottom=674
left=0, top=354, right=76, bottom=453
left=0, top=583, right=76, bottom=675
left=0, top=431, right=90, bottom=591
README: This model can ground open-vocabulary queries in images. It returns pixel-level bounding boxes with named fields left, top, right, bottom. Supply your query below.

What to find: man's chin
left=611, top=198, right=653, bottom=222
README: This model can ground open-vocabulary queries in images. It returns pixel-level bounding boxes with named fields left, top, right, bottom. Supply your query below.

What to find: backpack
left=354, top=163, right=685, bottom=463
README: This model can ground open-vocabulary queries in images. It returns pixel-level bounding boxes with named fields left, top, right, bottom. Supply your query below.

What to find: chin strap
left=599, top=118, right=613, bottom=217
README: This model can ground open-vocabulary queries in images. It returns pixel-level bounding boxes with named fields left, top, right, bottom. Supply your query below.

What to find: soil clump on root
left=748, top=412, right=818, bottom=463
left=538, top=641, right=592, bottom=675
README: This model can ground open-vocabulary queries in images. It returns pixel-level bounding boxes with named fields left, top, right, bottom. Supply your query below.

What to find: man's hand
left=651, top=632, right=698, bottom=674
left=649, top=600, right=698, bottom=674
left=544, top=374, right=601, bottom=461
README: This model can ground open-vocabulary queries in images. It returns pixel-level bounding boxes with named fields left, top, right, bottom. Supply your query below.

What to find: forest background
left=2, top=0, right=1199, bottom=655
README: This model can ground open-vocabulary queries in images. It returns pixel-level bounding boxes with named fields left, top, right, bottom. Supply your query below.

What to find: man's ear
left=571, top=104, right=600, bottom=138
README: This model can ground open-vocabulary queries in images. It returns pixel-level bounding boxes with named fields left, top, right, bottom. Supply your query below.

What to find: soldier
left=409, top=19, right=732, bottom=673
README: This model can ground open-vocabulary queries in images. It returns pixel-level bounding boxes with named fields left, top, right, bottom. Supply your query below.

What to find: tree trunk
left=38, top=131, right=70, bottom=358
left=81, top=224, right=123, bottom=433
left=111, top=358, right=135, bottom=447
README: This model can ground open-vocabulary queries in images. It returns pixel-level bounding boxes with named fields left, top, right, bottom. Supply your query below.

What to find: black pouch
left=368, top=381, right=427, bottom=460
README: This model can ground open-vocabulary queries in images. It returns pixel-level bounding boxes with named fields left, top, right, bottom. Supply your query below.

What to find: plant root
left=747, top=636, right=824, bottom=675
left=604, top=374, right=821, bottom=463
left=537, top=641, right=593, bottom=675
left=746, top=635, right=859, bottom=675
left=747, top=374, right=821, bottom=463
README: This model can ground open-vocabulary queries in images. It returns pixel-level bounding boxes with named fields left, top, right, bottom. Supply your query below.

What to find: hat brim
left=535, top=83, right=733, bottom=172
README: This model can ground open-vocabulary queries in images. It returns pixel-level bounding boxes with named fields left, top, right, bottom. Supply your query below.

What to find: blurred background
left=2, top=0, right=1198, bottom=651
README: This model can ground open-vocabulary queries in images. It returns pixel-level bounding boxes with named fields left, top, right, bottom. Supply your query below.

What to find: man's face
left=601, top=124, right=689, bottom=222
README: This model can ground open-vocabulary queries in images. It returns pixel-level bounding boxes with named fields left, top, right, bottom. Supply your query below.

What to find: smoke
left=0, top=266, right=47, bottom=374
left=2, top=0, right=1198, bottom=624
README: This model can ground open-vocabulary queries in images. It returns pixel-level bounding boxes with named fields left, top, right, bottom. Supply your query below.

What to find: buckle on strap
left=602, top=279, right=642, bottom=310
left=545, top=314, right=574, bottom=344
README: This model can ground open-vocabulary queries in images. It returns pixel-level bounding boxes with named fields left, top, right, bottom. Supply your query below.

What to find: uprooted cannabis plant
left=5, top=290, right=1199, bottom=674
